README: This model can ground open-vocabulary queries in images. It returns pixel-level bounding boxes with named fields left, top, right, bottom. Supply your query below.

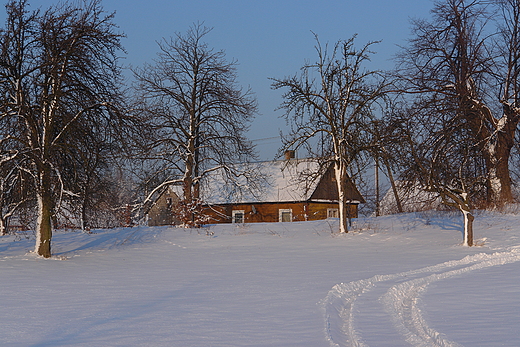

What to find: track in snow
left=320, top=249, right=520, bottom=347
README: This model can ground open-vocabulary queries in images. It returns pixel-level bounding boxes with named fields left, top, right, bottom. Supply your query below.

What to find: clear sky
left=1, top=0, right=435, bottom=159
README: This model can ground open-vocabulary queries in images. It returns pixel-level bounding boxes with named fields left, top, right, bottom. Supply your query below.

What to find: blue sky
left=2, top=0, right=434, bottom=159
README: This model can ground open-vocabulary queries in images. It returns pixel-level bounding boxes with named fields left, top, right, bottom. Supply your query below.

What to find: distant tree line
left=1, top=0, right=519, bottom=257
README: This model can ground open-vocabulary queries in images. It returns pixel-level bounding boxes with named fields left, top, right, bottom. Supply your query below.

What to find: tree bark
left=463, top=211, right=474, bottom=247
left=35, top=165, right=53, bottom=258
left=334, top=161, right=349, bottom=233
left=0, top=218, right=6, bottom=236
left=382, top=156, right=403, bottom=213
left=441, top=189, right=474, bottom=247
left=482, top=112, right=518, bottom=208
left=375, top=156, right=380, bottom=216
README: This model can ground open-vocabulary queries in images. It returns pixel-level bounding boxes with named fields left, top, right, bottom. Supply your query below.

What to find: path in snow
left=320, top=248, right=520, bottom=347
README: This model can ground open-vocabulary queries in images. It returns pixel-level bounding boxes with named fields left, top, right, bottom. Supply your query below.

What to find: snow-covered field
left=1, top=211, right=519, bottom=346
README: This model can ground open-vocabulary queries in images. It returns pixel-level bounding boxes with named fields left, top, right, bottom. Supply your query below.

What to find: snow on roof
left=201, top=159, right=323, bottom=204
left=379, top=180, right=442, bottom=215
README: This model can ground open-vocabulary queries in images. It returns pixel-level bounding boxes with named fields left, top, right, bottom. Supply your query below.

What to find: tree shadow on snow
left=53, top=227, right=162, bottom=256
left=415, top=211, right=464, bottom=233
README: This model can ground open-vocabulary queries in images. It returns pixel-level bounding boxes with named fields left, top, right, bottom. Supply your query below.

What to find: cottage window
left=232, top=210, right=245, bottom=224
left=279, top=209, right=292, bottom=222
left=327, top=208, right=339, bottom=218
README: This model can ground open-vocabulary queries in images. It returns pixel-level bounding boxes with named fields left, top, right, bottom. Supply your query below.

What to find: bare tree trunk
left=334, top=161, right=349, bottom=233
left=463, top=210, right=474, bottom=247
left=35, top=166, right=53, bottom=258
left=183, top=157, right=194, bottom=203
left=383, top=156, right=403, bottom=213
left=193, top=115, right=201, bottom=201
left=0, top=181, right=7, bottom=235
left=375, top=156, right=380, bottom=216
left=483, top=116, right=517, bottom=207
left=486, top=157, right=513, bottom=208
left=0, top=217, right=6, bottom=236
left=440, top=189, right=474, bottom=247
left=80, top=196, right=88, bottom=232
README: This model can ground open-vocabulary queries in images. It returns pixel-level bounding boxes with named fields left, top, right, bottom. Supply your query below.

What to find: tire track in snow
left=320, top=250, right=520, bottom=347
left=320, top=256, right=488, bottom=347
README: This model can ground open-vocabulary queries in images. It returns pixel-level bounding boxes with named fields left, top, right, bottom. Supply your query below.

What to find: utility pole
left=375, top=156, right=380, bottom=216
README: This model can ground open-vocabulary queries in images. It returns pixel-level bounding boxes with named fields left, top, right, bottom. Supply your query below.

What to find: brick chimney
left=284, top=150, right=295, bottom=160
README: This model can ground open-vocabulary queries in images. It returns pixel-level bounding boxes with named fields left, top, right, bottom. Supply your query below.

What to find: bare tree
left=133, top=23, right=258, bottom=225
left=395, top=0, right=520, bottom=208
left=369, top=118, right=403, bottom=215
left=0, top=0, right=129, bottom=257
left=387, top=104, right=487, bottom=246
left=0, top=152, right=32, bottom=235
left=72, top=139, right=124, bottom=231
left=271, top=34, right=387, bottom=233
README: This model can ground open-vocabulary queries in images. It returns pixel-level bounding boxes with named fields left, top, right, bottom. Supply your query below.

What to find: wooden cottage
left=202, top=159, right=364, bottom=224
left=146, top=158, right=364, bottom=226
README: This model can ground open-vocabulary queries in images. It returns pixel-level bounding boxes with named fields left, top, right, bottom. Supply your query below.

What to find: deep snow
left=1, top=211, right=519, bottom=346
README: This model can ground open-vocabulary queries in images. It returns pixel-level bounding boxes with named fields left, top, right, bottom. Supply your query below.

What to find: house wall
left=146, top=161, right=364, bottom=227
left=202, top=201, right=358, bottom=224
left=147, top=189, right=181, bottom=226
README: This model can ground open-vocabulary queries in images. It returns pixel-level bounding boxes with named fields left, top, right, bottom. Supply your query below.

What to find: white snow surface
left=1, top=211, right=520, bottom=346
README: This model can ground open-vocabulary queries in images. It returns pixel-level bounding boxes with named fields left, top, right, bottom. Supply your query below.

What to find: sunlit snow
left=1, top=211, right=519, bottom=346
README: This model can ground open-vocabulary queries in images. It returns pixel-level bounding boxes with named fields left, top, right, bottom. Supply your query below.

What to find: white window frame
left=327, top=208, right=339, bottom=218
left=232, top=210, right=245, bottom=224
left=279, top=209, right=292, bottom=222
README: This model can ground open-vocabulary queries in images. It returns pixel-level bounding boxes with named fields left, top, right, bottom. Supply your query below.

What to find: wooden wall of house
left=202, top=201, right=358, bottom=224
left=148, top=190, right=181, bottom=226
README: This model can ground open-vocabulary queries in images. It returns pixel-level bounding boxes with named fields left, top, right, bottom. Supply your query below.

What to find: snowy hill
left=1, top=211, right=519, bottom=346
